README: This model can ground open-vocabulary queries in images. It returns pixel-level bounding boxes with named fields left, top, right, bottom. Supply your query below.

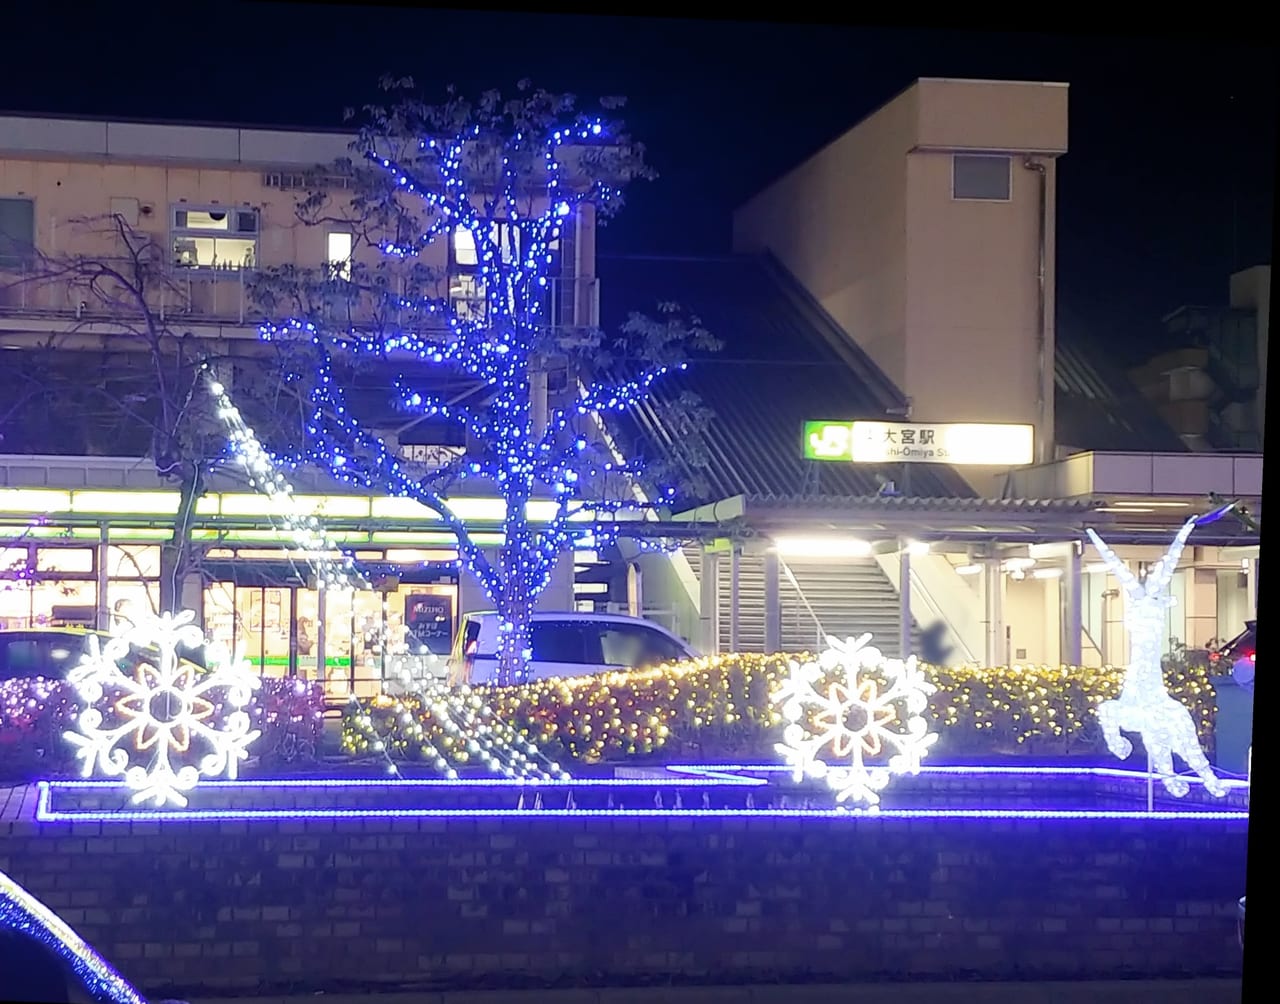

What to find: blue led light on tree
left=250, top=79, right=715, bottom=686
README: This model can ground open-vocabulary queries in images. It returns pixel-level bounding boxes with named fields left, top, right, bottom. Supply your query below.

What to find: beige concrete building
left=710, top=77, right=1258, bottom=669
left=734, top=78, right=1069, bottom=491
left=0, top=114, right=595, bottom=693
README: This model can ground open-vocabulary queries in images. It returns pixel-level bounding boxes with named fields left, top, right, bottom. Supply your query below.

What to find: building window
left=327, top=232, right=353, bottom=280
left=451, top=227, right=479, bottom=268
left=447, top=222, right=521, bottom=318
left=952, top=155, right=1012, bottom=202
left=171, top=205, right=259, bottom=271
left=0, top=197, right=35, bottom=269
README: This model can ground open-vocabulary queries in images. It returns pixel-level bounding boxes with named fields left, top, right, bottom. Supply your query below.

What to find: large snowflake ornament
left=773, top=633, right=938, bottom=807
left=63, top=609, right=261, bottom=807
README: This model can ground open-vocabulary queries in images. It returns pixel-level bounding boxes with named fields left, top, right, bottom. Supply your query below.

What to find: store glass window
left=0, top=583, right=32, bottom=630
left=107, top=546, right=161, bottom=579
left=30, top=581, right=96, bottom=627
left=204, top=583, right=237, bottom=657
left=35, top=548, right=94, bottom=574
left=106, top=582, right=159, bottom=631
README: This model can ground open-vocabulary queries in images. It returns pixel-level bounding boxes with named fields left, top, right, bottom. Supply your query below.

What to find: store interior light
left=955, top=564, right=983, bottom=576
left=773, top=536, right=873, bottom=558
left=1032, top=568, right=1064, bottom=580
left=905, top=540, right=930, bottom=556
left=1097, top=506, right=1155, bottom=514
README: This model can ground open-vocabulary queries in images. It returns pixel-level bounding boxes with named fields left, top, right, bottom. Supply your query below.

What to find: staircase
left=683, top=548, right=920, bottom=659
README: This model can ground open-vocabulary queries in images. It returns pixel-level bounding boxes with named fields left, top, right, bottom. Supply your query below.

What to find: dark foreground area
left=189, top=979, right=1244, bottom=1004
left=1, top=805, right=1246, bottom=998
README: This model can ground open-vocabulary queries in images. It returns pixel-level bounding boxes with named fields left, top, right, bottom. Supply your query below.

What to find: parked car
left=0, top=629, right=206, bottom=683
left=447, top=612, right=698, bottom=686
left=2, top=868, right=181, bottom=1004
left=1211, top=620, right=1256, bottom=692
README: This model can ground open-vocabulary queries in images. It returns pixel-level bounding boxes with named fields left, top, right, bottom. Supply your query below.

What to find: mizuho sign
left=804, top=421, right=1034, bottom=467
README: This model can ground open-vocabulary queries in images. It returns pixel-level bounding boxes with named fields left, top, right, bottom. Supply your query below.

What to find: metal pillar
left=729, top=546, right=741, bottom=652
left=699, top=548, right=721, bottom=655
left=984, top=557, right=1005, bottom=667
left=1249, top=558, right=1260, bottom=615
left=626, top=562, right=643, bottom=618
left=288, top=588, right=299, bottom=677
left=315, top=581, right=327, bottom=687
left=763, top=550, right=782, bottom=655
left=898, top=544, right=912, bottom=661
left=95, top=526, right=110, bottom=632
left=1061, top=542, right=1083, bottom=667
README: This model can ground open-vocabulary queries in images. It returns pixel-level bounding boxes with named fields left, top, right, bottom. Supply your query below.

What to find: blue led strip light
left=664, top=763, right=1252, bottom=786
left=47, top=762, right=1249, bottom=789
left=46, top=774, right=766, bottom=790
left=1, top=870, right=146, bottom=1004
left=34, top=783, right=1249, bottom=824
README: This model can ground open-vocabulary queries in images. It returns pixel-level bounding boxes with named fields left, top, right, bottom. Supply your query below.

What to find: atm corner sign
left=804, top=420, right=1034, bottom=467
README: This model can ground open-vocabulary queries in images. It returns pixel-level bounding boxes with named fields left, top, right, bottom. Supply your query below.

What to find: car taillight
left=1248, top=651, right=1255, bottom=662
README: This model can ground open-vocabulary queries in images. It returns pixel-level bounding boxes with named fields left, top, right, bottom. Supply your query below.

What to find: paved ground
left=190, top=979, right=1244, bottom=1004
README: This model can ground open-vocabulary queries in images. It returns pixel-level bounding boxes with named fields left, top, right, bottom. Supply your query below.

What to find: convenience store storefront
left=0, top=483, right=583, bottom=698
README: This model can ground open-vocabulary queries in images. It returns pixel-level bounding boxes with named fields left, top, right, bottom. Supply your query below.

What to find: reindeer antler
left=1143, top=516, right=1198, bottom=598
left=1085, top=528, right=1142, bottom=598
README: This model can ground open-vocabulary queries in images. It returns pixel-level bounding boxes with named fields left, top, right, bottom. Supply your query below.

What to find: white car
left=447, top=611, right=698, bottom=686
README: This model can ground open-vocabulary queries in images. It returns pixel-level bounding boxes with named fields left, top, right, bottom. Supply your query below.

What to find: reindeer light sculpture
left=1085, top=506, right=1232, bottom=798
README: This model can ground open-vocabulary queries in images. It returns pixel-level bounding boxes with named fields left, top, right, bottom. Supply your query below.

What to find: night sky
left=4, top=5, right=1275, bottom=359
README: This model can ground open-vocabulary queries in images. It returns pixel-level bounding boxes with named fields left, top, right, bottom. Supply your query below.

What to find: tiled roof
left=1054, top=336, right=1187, bottom=453
left=745, top=495, right=1102, bottom=514
left=596, top=254, right=976, bottom=504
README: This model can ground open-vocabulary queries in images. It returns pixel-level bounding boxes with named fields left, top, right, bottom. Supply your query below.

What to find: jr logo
left=807, top=423, right=852, bottom=460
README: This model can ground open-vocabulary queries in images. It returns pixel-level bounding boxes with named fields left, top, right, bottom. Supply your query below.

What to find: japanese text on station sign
left=803, top=421, right=1033, bottom=467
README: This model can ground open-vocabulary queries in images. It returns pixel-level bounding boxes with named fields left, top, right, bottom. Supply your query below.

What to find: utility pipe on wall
left=1022, top=158, right=1051, bottom=465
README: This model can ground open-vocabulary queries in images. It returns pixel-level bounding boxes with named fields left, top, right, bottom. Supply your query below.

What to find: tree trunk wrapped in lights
left=251, top=79, right=716, bottom=686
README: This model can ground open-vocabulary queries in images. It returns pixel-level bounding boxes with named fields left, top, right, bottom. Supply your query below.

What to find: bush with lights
left=0, top=674, right=326, bottom=779
left=0, top=676, right=80, bottom=774
left=342, top=654, right=1218, bottom=766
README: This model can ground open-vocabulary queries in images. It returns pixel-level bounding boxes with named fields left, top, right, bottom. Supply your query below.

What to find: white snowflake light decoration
left=773, top=633, right=938, bottom=807
left=63, top=609, right=261, bottom=807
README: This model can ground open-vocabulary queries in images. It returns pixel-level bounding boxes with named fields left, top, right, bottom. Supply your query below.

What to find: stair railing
left=779, top=558, right=826, bottom=651
left=907, top=567, right=978, bottom=665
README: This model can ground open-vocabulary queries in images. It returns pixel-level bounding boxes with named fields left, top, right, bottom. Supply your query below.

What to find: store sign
left=803, top=421, right=1034, bottom=467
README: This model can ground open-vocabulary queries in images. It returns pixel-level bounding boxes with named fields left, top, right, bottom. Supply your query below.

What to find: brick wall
left=0, top=817, right=1247, bottom=997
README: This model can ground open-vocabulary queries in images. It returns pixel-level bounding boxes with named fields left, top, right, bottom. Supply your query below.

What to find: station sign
left=803, top=420, right=1034, bottom=467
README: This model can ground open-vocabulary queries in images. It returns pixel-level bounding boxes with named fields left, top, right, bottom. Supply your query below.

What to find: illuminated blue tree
left=252, top=79, right=714, bottom=685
